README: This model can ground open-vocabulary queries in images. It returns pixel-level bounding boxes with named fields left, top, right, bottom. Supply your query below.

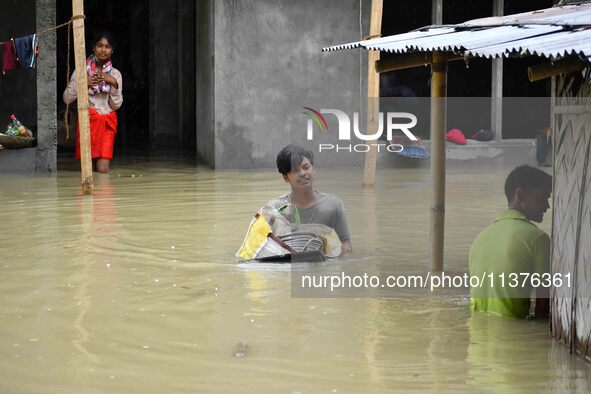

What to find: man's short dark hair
left=276, top=145, right=314, bottom=176
left=504, top=165, right=552, bottom=203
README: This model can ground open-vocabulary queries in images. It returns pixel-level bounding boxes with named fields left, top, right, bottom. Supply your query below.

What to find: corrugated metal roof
left=406, top=25, right=563, bottom=53
left=466, top=27, right=591, bottom=58
left=459, top=3, right=591, bottom=26
left=322, top=3, right=591, bottom=61
left=322, top=27, right=454, bottom=52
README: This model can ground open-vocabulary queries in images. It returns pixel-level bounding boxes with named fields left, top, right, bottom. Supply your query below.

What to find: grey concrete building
left=203, top=0, right=368, bottom=169
left=0, top=0, right=369, bottom=172
left=0, top=0, right=559, bottom=173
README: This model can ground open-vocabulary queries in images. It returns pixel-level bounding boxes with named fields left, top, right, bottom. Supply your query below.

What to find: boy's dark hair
left=276, top=145, right=314, bottom=176
left=504, top=165, right=552, bottom=203
left=91, top=30, right=115, bottom=51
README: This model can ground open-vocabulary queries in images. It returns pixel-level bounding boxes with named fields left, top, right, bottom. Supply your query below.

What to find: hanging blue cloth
left=14, top=34, right=37, bottom=68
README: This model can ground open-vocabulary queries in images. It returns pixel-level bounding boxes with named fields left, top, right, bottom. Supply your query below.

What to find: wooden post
left=528, top=58, right=590, bottom=82
left=72, top=0, right=93, bottom=195
left=430, top=52, right=448, bottom=272
left=432, top=0, right=443, bottom=25
left=491, top=0, right=503, bottom=142
left=362, top=0, right=383, bottom=187
left=375, top=53, right=462, bottom=74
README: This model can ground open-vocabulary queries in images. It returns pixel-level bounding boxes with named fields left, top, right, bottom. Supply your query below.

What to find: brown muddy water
left=0, top=161, right=590, bottom=393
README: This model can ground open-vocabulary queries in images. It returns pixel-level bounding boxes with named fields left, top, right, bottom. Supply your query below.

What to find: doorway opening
left=56, top=0, right=198, bottom=168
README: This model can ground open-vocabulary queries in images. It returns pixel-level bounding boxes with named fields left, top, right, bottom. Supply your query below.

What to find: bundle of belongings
left=470, top=129, right=494, bottom=141
left=4, top=114, right=32, bottom=138
left=236, top=204, right=342, bottom=262
left=0, top=114, right=34, bottom=149
left=389, top=130, right=430, bottom=160
left=1, top=35, right=39, bottom=74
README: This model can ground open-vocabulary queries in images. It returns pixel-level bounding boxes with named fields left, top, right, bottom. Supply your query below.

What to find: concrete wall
left=36, top=0, right=57, bottom=174
left=196, top=0, right=215, bottom=166
left=212, top=0, right=369, bottom=169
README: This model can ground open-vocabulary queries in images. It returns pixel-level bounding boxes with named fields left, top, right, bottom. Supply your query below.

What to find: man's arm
left=334, top=198, right=351, bottom=256
left=340, top=239, right=352, bottom=256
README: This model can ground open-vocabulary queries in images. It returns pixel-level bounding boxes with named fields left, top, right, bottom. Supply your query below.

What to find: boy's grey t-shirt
left=266, top=192, right=351, bottom=242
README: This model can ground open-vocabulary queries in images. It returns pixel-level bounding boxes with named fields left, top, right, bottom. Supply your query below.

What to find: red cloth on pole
left=76, top=108, right=118, bottom=160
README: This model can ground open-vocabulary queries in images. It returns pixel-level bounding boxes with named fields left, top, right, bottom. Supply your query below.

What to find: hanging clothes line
left=1, top=15, right=85, bottom=44
left=1, top=15, right=85, bottom=73
left=0, top=14, right=86, bottom=139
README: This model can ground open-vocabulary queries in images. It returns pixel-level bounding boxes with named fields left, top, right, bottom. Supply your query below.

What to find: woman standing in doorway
left=63, top=31, right=123, bottom=174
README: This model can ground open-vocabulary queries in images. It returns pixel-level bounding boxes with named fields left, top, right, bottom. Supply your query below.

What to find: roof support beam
left=528, top=57, right=590, bottom=82
left=373, top=49, right=454, bottom=272
left=430, top=52, right=448, bottom=273
left=375, top=52, right=462, bottom=74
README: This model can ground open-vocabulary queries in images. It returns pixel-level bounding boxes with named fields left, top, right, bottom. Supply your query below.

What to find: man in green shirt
left=469, top=165, right=552, bottom=319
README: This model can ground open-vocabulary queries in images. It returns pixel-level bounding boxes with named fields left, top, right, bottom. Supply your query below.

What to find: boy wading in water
left=267, top=145, right=352, bottom=256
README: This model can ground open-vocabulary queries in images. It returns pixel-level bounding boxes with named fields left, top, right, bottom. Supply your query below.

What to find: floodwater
left=0, top=160, right=590, bottom=393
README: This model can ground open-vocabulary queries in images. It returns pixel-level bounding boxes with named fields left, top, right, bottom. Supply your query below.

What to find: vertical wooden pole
left=491, top=0, right=504, bottom=141
left=432, top=0, right=443, bottom=25
left=430, top=52, right=448, bottom=272
left=72, top=0, right=93, bottom=195
left=362, top=0, right=383, bottom=187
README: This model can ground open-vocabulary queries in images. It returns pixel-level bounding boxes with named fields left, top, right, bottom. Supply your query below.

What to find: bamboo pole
left=375, top=53, right=462, bottom=74
left=528, top=57, right=590, bottom=82
left=430, top=52, right=448, bottom=272
left=362, top=0, right=383, bottom=187
left=72, top=0, right=93, bottom=195
left=376, top=53, right=431, bottom=74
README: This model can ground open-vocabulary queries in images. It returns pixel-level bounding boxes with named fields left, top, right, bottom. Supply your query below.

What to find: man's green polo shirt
left=469, top=209, right=550, bottom=319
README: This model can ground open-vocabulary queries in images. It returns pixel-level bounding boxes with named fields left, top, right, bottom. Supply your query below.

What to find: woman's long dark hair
left=91, top=30, right=115, bottom=51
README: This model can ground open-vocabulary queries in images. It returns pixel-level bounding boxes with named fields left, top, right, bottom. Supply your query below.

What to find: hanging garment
left=0, top=44, right=3, bottom=99
left=86, top=55, right=112, bottom=95
left=14, top=34, right=37, bottom=68
left=2, top=40, right=20, bottom=73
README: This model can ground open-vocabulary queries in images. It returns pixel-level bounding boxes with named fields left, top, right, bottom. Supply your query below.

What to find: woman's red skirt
left=76, top=109, right=118, bottom=160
